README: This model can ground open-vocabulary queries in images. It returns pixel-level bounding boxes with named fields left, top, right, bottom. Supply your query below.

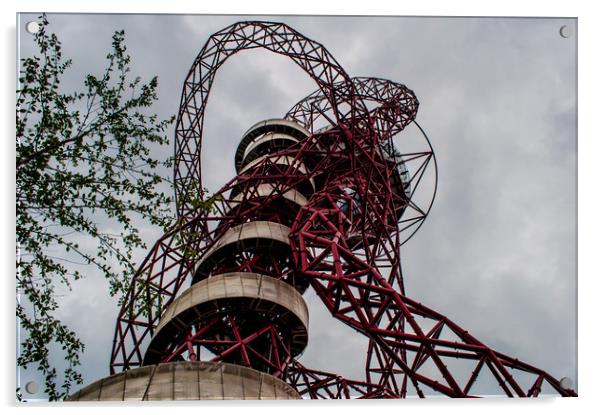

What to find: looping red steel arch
left=110, top=20, right=575, bottom=398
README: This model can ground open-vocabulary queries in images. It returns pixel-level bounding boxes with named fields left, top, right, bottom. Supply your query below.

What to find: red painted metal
left=109, top=21, right=576, bottom=398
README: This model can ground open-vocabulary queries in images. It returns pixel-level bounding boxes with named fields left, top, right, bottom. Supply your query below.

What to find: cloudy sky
left=16, top=13, right=577, bottom=398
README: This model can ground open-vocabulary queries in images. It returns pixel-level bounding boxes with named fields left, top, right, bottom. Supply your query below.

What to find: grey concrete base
left=66, top=361, right=300, bottom=401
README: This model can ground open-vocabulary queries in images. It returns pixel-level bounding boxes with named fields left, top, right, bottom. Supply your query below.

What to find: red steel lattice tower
left=68, top=21, right=576, bottom=400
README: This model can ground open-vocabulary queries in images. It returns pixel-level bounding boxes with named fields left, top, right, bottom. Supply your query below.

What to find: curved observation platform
left=235, top=154, right=316, bottom=199
left=194, top=221, right=293, bottom=281
left=143, top=273, right=309, bottom=365
left=235, top=119, right=310, bottom=171
left=223, top=184, right=308, bottom=223
left=66, top=361, right=300, bottom=400
left=238, top=132, right=301, bottom=173
left=228, top=183, right=308, bottom=209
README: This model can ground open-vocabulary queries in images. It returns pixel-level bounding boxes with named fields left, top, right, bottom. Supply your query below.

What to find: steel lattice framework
left=109, top=21, right=576, bottom=398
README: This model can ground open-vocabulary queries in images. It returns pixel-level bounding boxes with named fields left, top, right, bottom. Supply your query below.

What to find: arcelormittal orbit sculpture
left=67, top=21, right=576, bottom=400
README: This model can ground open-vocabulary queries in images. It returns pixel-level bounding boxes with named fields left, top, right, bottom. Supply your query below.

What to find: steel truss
left=110, top=21, right=576, bottom=398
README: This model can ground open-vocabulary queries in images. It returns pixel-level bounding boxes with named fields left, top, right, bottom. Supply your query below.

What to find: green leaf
left=16, top=13, right=176, bottom=401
